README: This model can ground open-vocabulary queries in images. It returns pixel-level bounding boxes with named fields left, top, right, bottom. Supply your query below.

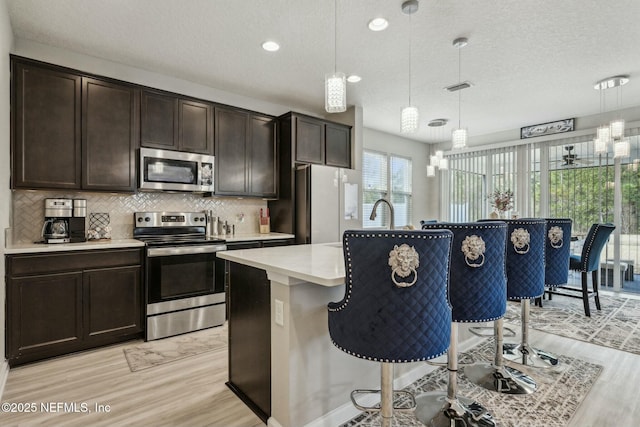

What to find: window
left=362, top=150, right=412, bottom=228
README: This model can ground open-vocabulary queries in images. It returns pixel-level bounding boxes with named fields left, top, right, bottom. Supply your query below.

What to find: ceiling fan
left=558, top=145, right=592, bottom=167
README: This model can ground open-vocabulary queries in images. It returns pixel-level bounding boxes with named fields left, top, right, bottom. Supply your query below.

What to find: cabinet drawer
left=8, top=248, right=143, bottom=277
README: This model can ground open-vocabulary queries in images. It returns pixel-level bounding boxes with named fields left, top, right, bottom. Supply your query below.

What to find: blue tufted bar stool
left=491, top=218, right=556, bottom=368
left=328, top=230, right=453, bottom=423
left=544, top=218, right=573, bottom=293
left=421, top=223, right=535, bottom=406
left=416, top=222, right=514, bottom=426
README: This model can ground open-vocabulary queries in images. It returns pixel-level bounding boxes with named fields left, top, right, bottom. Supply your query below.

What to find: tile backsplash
left=11, top=190, right=268, bottom=244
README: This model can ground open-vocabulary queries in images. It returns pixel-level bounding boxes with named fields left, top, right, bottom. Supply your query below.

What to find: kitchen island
left=217, top=243, right=426, bottom=427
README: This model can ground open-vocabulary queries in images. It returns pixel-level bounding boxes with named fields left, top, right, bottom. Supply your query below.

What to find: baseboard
left=0, top=359, right=9, bottom=400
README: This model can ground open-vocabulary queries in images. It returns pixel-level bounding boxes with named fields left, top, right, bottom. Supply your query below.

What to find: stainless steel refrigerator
left=295, top=164, right=362, bottom=244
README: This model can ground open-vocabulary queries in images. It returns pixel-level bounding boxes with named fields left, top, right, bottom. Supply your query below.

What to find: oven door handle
left=147, top=245, right=227, bottom=257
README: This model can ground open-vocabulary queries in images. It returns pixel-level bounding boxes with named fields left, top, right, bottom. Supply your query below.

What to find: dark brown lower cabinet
left=6, top=248, right=144, bottom=366
left=226, top=262, right=271, bottom=423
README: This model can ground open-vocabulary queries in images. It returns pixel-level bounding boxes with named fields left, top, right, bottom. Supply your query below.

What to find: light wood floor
left=0, top=325, right=263, bottom=427
left=2, top=319, right=640, bottom=427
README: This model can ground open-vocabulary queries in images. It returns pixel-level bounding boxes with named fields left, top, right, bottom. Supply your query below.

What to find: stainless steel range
left=134, top=211, right=226, bottom=341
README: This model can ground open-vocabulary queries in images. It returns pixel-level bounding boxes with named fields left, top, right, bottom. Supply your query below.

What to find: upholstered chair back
left=544, top=218, right=572, bottom=287
left=328, top=230, right=453, bottom=363
left=421, top=221, right=507, bottom=323
left=570, top=223, right=615, bottom=272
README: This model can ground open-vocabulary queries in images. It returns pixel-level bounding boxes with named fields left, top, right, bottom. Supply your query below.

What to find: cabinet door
left=7, top=272, right=83, bottom=362
left=82, top=77, right=139, bottom=192
left=249, top=115, right=277, bottom=197
left=12, top=60, right=81, bottom=189
left=179, top=99, right=214, bottom=154
left=140, top=90, right=178, bottom=150
left=83, top=266, right=142, bottom=341
left=324, top=123, right=351, bottom=168
left=215, top=107, right=249, bottom=195
left=294, top=115, right=324, bottom=164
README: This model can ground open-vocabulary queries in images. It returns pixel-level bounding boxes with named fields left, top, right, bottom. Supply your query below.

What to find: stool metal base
left=503, top=342, right=559, bottom=368
left=464, top=363, right=537, bottom=394
left=415, top=392, right=496, bottom=427
left=350, top=389, right=416, bottom=413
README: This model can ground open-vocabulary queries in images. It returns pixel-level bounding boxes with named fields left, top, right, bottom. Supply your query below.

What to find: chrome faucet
left=369, top=198, right=395, bottom=230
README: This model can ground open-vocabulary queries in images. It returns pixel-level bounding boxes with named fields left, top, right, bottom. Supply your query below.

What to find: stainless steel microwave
left=139, top=148, right=214, bottom=192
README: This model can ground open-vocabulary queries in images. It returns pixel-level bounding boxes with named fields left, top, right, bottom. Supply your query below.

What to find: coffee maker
left=69, top=199, right=87, bottom=243
left=42, top=198, right=72, bottom=243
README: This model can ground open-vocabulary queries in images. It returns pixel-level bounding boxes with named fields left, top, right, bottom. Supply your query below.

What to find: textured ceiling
left=6, top=0, right=640, bottom=143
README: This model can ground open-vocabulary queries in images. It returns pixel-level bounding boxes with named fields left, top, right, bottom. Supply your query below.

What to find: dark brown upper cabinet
left=11, top=57, right=138, bottom=193
left=12, top=60, right=82, bottom=189
left=294, top=115, right=325, bottom=165
left=215, top=107, right=277, bottom=198
left=281, top=112, right=352, bottom=168
left=140, top=90, right=177, bottom=150
left=82, top=77, right=139, bottom=192
left=324, top=122, right=351, bottom=168
left=140, top=89, right=214, bottom=155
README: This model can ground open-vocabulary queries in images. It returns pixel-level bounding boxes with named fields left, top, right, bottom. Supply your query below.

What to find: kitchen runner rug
left=504, top=293, right=640, bottom=356
left=340, top=339, right=602, bottom=427
left=123, top=325, right=227, bottom=372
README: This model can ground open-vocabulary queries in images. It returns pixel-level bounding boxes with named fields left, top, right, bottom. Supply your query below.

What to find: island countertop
left=217, top=242, right=345, bottom=287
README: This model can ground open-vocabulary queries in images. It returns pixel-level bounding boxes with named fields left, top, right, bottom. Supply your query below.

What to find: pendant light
left=451, top=37, right=468, bottom=149
left=400, top=0, right=419, bottom=134
left=325, top=0, right=346, bottom=113
left=593, top=75, right=630, bottom=158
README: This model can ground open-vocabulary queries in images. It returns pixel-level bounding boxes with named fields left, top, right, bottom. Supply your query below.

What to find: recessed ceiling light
left=368, top=17, right=389, bottom=32
left=262, top=41, right=280, bottom=52
left=347, top=75, right=362, bottom=83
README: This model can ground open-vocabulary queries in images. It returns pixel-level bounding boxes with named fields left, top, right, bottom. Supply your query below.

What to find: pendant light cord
left=333, top=0, right=337, bottom=74
left=458, top=44, right=462, bottom=128
left=408, top=13, right=412, bottom=105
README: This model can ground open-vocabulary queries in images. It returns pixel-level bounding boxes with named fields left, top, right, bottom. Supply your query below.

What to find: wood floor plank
left=0, top=326, right=263, bottom=427
left=2, top=318, right=640, bottom=427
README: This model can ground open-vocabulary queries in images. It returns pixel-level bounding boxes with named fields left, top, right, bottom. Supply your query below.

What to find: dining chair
left=547, top=223, right=615, bottom=316
left=328, top=229, right=453, bottom=424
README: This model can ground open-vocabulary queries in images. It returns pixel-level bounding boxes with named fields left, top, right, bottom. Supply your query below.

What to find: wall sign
left=520, top=118, right=575, bottom=139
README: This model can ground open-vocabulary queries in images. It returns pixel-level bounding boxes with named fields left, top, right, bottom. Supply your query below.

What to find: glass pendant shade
left=614, top=138, right=630, bottom=158
left=439, top=158, right=449, bottom=170
left=452, top=128, right=467, bottom=149
left=594, top=137, right=607, bottom=155
left=610, top=119, right=625, bottom=139
left=325, top=72, right=346, bottom=113
left=401, top=106, right=419, bottom=133
left=435, top=150, right=444, bottom=160
left=597, top=125, right=611, bottom=144
left=426, top=165, right=436, bottom=177
left=430, top=155, right=439, bottom=166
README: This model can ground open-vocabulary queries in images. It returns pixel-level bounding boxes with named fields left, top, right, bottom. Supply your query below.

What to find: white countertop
left=4, top=233, right=294, bottom=255
left=4, top=239, right=145, bottom=254
left=217, top=242, right=345, bottom=287
left=224, top=232, right=295, bottom=242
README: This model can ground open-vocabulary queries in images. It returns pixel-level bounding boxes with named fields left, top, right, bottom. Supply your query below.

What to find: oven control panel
left=134, top=212, right=207, bottom=227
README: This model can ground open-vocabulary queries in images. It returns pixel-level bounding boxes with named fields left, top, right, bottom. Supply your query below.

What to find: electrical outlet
left=275, top=299, right=284, bottom=326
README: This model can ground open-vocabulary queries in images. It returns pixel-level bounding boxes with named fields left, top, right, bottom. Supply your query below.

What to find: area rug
left=505, top=294, right=640, bottom=356
left=123, top=326, right=227, bottom=372
left=340, top=339, right=602, bottom=427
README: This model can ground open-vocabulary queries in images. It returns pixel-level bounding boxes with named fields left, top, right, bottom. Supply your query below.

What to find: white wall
left=362, top=128, right=439, bottom=226
left=0, top=0, right=14, bottom=395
